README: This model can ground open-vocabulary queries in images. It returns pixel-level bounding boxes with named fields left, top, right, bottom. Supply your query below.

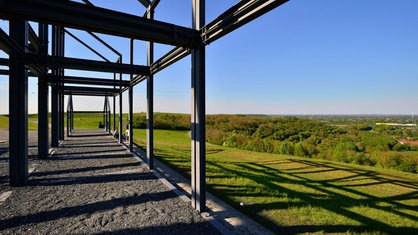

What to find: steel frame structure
left=0, top=0, right=289, bottom=212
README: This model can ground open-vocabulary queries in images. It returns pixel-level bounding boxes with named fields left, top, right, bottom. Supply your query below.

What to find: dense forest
left=132, top=113, right=418, bottom=173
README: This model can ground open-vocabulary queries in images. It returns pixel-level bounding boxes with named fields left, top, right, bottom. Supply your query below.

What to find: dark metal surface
left=28, top=24, right=41, bottom=52
left=48, top=75, right=130, bottom=87
left=8, top=19, right=28, bottom=186
left=0, top=0, right=200, bottom=48
left=146, top=8, right=155, bottom=170
left=191, top=0, right=206, bottom=213
left=65, top=29, right=110, bottom=62
left=24, top=53, right=150, bottom=75
left=202, top=0, right=289, bottom=44
left=38, top=23, right=49, bottom=159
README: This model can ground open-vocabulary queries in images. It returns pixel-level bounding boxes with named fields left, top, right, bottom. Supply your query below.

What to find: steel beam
left=0, top=28, right=24, bottom=60
left=28, top=24, right=41, bottom=52
left=0, top=28, right=47, bottom=79
left=59, top=27, right=65, bottom=141
left=66, top=94, right=71, bottom=137
left=113, top=82, right=116, bottom=131
left=38, top=23, right=49, bottom=159
left=63, top=91, right=116, bottom=96
left=117, top=55, right=123, bottom=144
left=149, top=0, right=161, bottom=11
left=0, top=69, right=8, bottom=75
left=152, top=46, right=191, bottom=74
left=9, top=19, right=28, bottom=186
left=65, top=29, right=110, bottom=62
left=191, top=0, right=206, bottom=212
left=118, top=85, right=123, bottom=144
left=48, top=75, right=130, bottom=87
left=24, top=53, right=150, bottom=75
left=51, top=25, right=60, bottom=147
left=130, top=46, right=190, bottom=88
left=129, top=39, right=134, bottom=152
left=0, top=57, right=8, bottom=66
left=202, top=0, right=288, bottom=44
left=146, top=7, right=155, bottom=170
left=59, top=92, right=65, bottom=141
left=0, top=0, right=200, bottom=48
left=138, top=0, right=151, bottom=8
left=63, top=85, right=119, bottom=94
left=51, top=85, right=59, bottom=147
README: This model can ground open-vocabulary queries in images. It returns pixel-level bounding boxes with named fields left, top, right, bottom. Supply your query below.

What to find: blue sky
left=1, top=0, right=418, bottom=115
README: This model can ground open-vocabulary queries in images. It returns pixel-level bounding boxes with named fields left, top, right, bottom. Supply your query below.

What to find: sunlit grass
left=0, top=115, right=8, bottom=129
left=0, top=114, right=38, bottom=130
left=133, top=128, right=418, bottom=235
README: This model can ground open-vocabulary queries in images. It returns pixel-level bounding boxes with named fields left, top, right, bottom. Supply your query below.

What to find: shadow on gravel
left=31, top=172, right=157, bottom=186
left=51, top=149, right=128, bottom=156
left=69, top=133, right=112, bottom=138
left=49, top=153, right=133, bottom=160
left=95, top=222, right=222, bottom=235
left=0, top=190, right=175, bottom=230
left=31, top=162, right=141, bottom=177
left=60, top=143, right=122, bottom=148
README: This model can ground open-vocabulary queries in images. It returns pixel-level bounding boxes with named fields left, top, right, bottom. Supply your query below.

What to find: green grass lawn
left=133, top=129, right=418, bottom=235
left=0, top=114, right=38, bottom=130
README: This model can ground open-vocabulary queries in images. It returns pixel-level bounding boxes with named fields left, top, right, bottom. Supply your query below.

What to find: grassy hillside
left=133, top=129, right=418, bottom=235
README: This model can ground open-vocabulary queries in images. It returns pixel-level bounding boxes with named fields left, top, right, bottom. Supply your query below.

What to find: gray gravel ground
left=0, top=130, right=220, bottom=234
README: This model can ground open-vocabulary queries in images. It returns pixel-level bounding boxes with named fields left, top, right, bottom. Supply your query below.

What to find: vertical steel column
left=70, top=96, right=74, bottom=132
left=59, top=28, right=65, bottom=141
left=104, top=96, right=109, bottom=132
left=51, top=25, right=59, bottom=147
left=129, top=39, right=134, bottom=152
left=118, top=57, right=123, bottom=143
left=9, top=19, right=28, bottom=186
left=191, top=0, right=206, bottom=212
left=146, top=6, right=155, bottom=170
left=66, top=98, right=69, bottom=137
left=113, top=72, right=116, bottom=132
left=58, top=33, right=62, bottom=140
left=103, top=96, right=107, bottom=130
left=107, top=96, right=111, bottom=132
left=38, top=23, right=49, bottom=159
left=59, top=92, right=64, bottom=140
left=66, top=95, right=72, bottom=137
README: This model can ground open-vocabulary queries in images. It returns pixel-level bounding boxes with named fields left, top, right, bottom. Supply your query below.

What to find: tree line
left=132, top=113, right=418, bottom=173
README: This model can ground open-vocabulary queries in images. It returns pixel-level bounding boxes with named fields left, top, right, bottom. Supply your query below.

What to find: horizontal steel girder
left=202, top=0, right=289, bottom=44
left=49, top=75, right=130, bottom=87
left=63, top=86, right=119, bottom=96
left=0, top=0, right=200, bottom=48
left=25, top=53, right=150, bottom=75
left=0, top=28, right=47, bottom=78
left=0, top=57, right=8, bottom=66
left=130, top=46, right=190, bottom=88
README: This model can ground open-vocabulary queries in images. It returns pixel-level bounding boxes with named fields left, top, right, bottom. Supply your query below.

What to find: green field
left=134, top=129, right=418, bottom=235
left=0, top=113, right=118, bottom=131
left=0, top=114, right=39, bottom=130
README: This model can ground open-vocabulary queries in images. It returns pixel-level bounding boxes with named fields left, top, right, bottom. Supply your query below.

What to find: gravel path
left=0, top=130, right=220, bottom=234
